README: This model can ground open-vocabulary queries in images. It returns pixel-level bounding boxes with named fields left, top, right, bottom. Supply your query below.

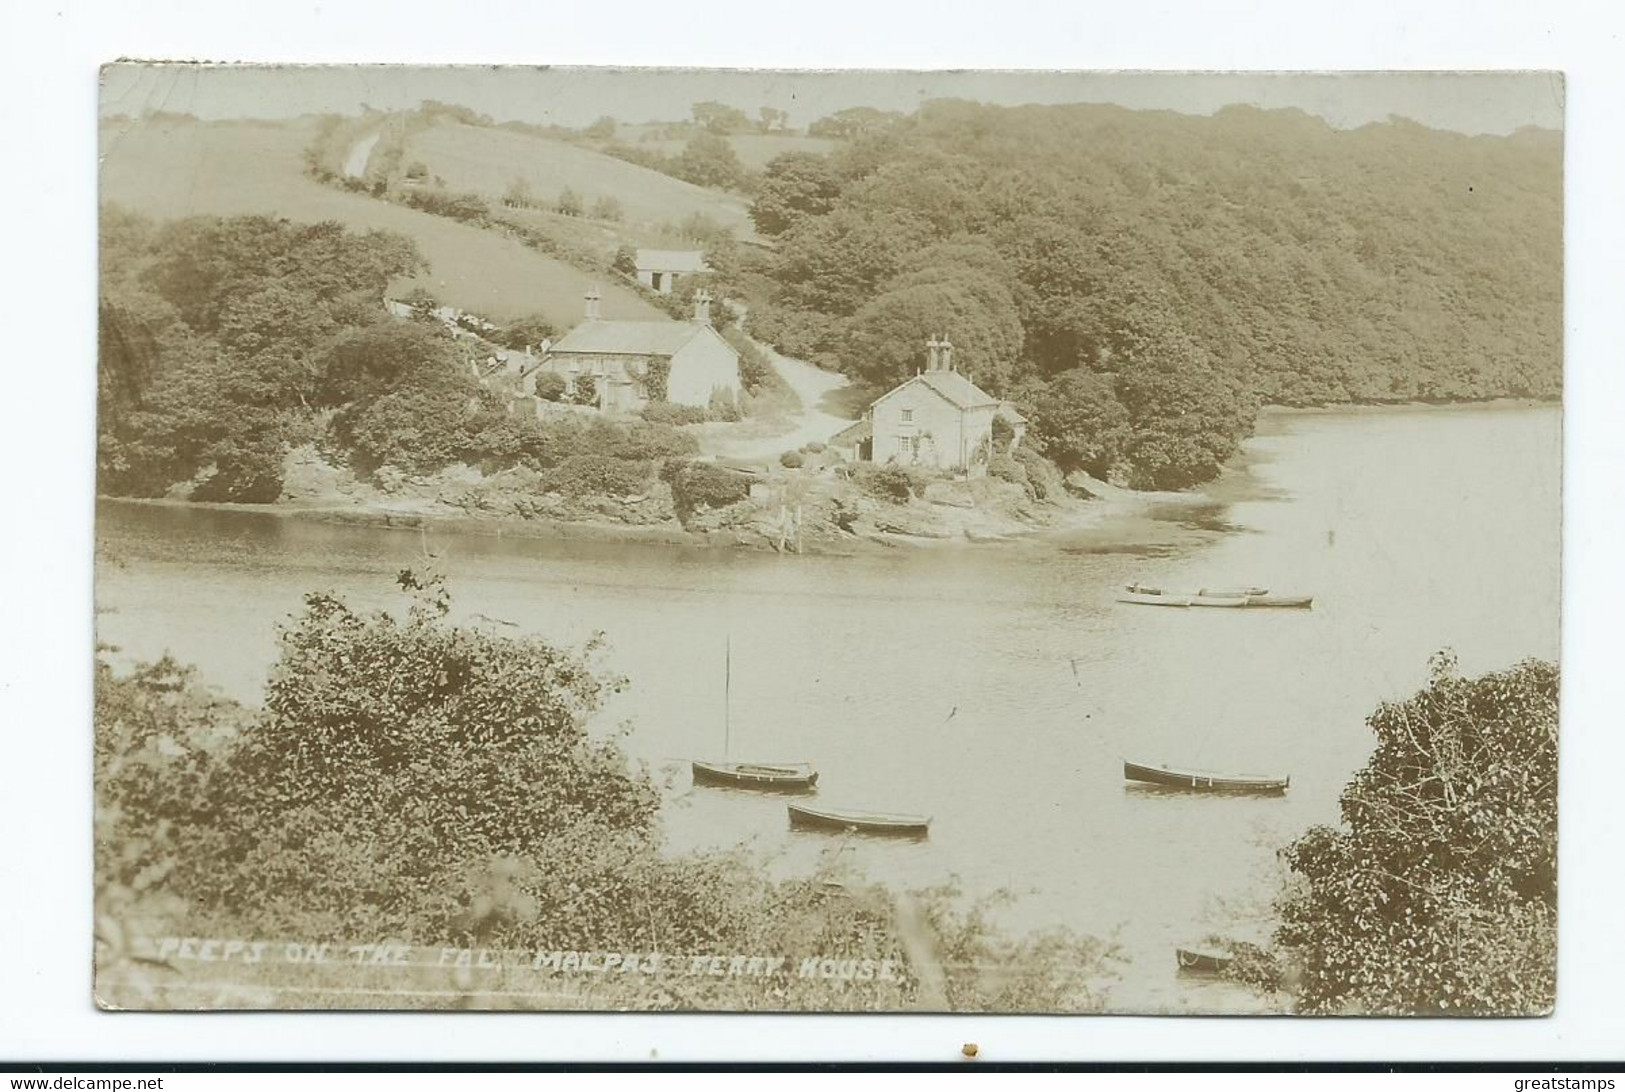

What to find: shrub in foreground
left=1275, top=653, right=1557, bottom=1015
left=855, top=464, right=923, bottom=504
left=93, top=577, right=1119, bottom=1011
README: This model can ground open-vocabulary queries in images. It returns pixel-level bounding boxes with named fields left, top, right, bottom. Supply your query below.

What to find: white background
left=2, top=0, right=1621, bottom=1064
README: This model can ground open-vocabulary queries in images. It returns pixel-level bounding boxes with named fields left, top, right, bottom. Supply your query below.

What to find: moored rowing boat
left=1176, top=947, right=1234, bottom=973
left=1187, top=595, right=1249, bottom=608
left=1118, top=591, right=1192, bottom=607
left=1127, top=584, right=1269, bottom=598
left=1243, top=595, right=1314, bottom=609
left=787, top=803, right=931, bottom=838
left=692, top=760, right=819, bottom=792
left=1123, top=759, right=1290, bottom=795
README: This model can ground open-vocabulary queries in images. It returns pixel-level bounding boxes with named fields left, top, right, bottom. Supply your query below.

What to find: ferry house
left=865, top=337, right=1027, bottom=474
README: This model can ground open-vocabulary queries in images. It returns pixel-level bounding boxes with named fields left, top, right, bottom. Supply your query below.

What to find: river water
left=94, top=404, right=1561, bottom=1012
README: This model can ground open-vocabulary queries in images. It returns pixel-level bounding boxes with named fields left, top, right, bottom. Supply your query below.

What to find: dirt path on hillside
left=699, top=346, right=862, bottom=461
left=343, top=131, right=381, bottom=179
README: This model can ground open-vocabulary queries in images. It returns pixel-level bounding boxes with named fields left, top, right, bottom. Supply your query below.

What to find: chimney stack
left=926, top=336, right=942, bottom=372
left=584, top=286, right=602, bottom=321
left=693, top=289, right=713, bottom=326
left=940, top=336, right=954, bottom=373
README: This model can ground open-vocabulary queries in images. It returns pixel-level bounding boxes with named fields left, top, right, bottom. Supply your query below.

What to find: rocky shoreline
left=104, top=443, right=1195, bottom=558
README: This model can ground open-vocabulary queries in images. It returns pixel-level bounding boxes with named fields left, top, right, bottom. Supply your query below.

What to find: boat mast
left=724, top=634, right=732, bottom=758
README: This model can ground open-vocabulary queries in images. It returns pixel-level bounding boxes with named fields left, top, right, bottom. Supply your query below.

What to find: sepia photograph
left=90, top=65, right=1563, bottom=1018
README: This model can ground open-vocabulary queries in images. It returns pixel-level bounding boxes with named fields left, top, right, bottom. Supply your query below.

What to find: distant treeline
left=741, top=100, right=1562, bottom=487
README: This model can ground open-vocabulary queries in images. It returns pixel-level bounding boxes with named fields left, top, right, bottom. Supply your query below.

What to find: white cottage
left=865, top=337, right=1027, bottom=474
left=533, top=288, right=741, bottom=412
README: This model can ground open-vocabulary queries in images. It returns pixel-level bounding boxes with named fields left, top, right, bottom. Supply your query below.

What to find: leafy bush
left=540, top=454, right=652, bottom=498
left=532, top=371, right=567, bottom=402
left=708, top=389, right=743, bottom=422
left=780, top=451, right=804, bottom=469
left=855, top=464, right=921, bottom=504
left=556, top=188, right=583, bottom=217
left=1275, top=653, right=1558, bottom=1015
left=491, top=315, right=556, bottom=352
left=986, top=453, right=1027, bottom=489
left=719, top=326, right=781, bottom=394
left=803, top=441, right=826, bottom=454
left=640, top=401, right=711, bottom=426
left=1013, top=445, right=1066, bottom=501
left=580, top=418, right=699, bottom=462
left=400, top=188, right=490, bottom=224
left=335, top=379, right=478, bottom=476
left=662, top=460, right=752, bottom=521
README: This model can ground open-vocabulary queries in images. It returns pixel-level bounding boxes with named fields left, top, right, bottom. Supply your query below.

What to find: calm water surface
left=95, top=405, right=1561, bottom=1011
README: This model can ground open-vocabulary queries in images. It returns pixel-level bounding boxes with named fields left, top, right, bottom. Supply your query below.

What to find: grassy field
left=404, top=122, right=760, bottom=239
left=99, top=115, right=664, bottom=328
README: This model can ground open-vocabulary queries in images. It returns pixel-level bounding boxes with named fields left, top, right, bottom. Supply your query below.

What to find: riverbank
left=1257, top=396, right=1557, bottom=421
left=100, top=478, right=1180, bottom=558
left=103, top=443, right=1226, bottom=559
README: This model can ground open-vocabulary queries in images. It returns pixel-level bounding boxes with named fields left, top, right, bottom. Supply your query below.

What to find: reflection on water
left=1145, top=500, right=1254, bottom=535
left=94, top=404, right=1561, bottom=1012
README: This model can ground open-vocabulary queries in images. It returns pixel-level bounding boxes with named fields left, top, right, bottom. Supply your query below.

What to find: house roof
left=878, top=369, right=1003, bottom=412
left=635, top=249, right=710, bottom=274
left=549, top=319, right=705, bottom=357
left=830, top=418, right=872, bottom=445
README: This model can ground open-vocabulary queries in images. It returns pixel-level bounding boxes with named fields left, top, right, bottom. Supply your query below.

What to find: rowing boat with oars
left=1176, top=946, right=1234, bottom=973
left=787, top=803, right=932, bottom=838
left=691, top=760, right=819, bottom=792
left=1123, top=759, right=1290, bottom=795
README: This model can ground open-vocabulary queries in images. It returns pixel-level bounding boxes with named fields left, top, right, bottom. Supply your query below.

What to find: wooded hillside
left=746, top=100, right=1562, bottom=487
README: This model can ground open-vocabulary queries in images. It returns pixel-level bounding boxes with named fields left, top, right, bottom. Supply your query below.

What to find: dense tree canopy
left=99, top=209, right=697, bottom=502
left=745, top=99, right=1561, bottom=487
left=98, top=210, right=428, bottom=500
left=749, top=151, right=845, bottom=236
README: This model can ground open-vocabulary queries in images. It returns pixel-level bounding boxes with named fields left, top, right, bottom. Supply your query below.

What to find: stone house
left=530, top=288, right=741, bottom=412
left=634, top=249, right=710, bottom=295
left=865, top=337, right=1027, bottom=474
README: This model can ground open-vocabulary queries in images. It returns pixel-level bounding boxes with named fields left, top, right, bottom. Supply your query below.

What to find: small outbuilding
left=634, top=249, right=711, bottom=295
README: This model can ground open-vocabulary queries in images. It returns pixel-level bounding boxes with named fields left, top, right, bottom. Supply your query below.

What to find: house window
left=901, top=409, right=914, bottom=424
left=898, top=435, right=914, bottom=456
